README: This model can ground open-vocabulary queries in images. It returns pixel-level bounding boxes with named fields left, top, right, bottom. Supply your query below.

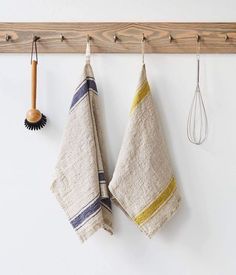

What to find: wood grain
left=1, top=22, right=236, bottom=53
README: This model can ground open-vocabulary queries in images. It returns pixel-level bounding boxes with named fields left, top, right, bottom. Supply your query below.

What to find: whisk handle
left=197, top=54, right=201, bottom=86
left=31, top=60, right=37, bottom=109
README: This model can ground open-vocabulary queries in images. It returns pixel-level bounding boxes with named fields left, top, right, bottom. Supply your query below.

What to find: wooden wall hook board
left=1, top=22, right=236, bottom=53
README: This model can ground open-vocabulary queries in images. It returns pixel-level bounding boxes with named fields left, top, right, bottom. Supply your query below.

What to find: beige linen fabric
left=51, top=62, right=112, bottom=242
left=109, top=64, right=181, bottom=238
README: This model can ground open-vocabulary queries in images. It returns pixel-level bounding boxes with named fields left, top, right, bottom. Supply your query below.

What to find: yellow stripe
left=134, top=177, right=176, bottom=225
left=130, top=80, right=150, bottom=113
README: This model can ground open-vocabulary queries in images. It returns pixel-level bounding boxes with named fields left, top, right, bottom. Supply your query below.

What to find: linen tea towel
left=51, top=54, right=112, bottom=242
left=109, top=64, right=181, bottom=238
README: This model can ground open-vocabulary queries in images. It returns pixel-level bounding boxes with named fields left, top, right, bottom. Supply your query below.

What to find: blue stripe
left=75, top=208, right=102, bottom=231
left=98, top=172, right=106, bottom=182
left=76, top=77, right=95, bottom=92
left=70, top=197, right=101, bottom=229
left=70, top=79, right=97, bottom=110
left=69, top=194, right=99, bottom=221
left=101, top=198, right=112, bottom=211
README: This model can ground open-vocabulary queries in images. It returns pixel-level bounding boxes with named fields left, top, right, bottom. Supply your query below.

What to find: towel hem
left=110, top=187, right=181, bottom=238
left=78, top=222, right=113, bottom=243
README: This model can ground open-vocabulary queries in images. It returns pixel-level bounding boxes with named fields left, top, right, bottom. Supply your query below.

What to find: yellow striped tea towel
left=109, top=64, right=181, bottom=238
left=51, top=62, right=112, bottom=242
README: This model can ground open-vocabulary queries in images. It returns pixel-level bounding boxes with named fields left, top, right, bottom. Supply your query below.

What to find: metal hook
left=142, top=33, right=147, bottom=42
left=33, top=35, right=40, bottom=42
left=87, top=34, right=92, bottom=43
left=224, top=34, right=229, bottom=41
left=5, top=34, right=11, bottom=42
left=31, top=36, right=40, bottom=64
left=113, top=34, right=119, bottom=43
left=196, top=34, right=201, bottom=42
left=60, top=34, right=65, bottom=42
left=195, top=34, right=201, bottom=57
left=169, top=34, right=173, bottom=43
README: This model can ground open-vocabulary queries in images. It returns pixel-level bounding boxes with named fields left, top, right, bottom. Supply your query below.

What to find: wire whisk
left=187, top=42, right=208, bottom=145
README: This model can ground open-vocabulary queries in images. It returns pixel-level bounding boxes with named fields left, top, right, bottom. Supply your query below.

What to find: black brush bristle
left=24, top=114, right=47, bottom=130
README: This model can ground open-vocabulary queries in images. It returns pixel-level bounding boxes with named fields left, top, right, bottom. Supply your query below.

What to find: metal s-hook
left=30, top=35, right=40, bottom=64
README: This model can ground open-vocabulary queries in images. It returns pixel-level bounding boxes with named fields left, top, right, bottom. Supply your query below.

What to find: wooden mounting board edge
left=0, top=22, right=236, bottom=53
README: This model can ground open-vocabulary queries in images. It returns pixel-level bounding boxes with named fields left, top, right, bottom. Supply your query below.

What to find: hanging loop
left=141, top=33, right=146, bottom=65
left=30, top=36, right=40, bottom=64
left=86, top=35, right=91, bottom=64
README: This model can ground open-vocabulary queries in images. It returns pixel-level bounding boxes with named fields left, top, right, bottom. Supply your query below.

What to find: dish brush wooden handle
left=25, top=58, right=46, bottom=128
left=31, top=60, right=37, bottom=109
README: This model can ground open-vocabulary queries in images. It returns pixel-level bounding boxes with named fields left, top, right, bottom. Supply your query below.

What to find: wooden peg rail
left=1, top=22, right=236, bottom=53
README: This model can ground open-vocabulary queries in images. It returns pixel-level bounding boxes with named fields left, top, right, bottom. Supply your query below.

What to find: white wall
left=1, top=1, right=236, bottom=275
